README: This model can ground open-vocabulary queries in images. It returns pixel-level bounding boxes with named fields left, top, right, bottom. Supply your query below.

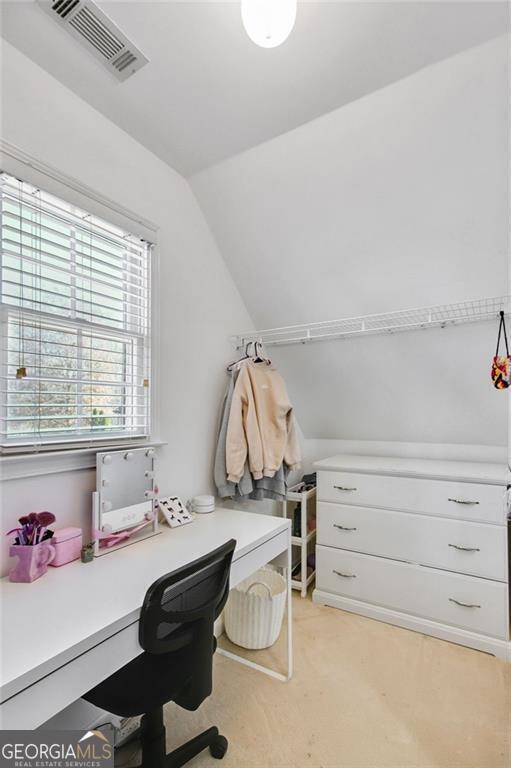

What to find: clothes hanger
left=226, top=340, right=271, bottom=371
left=253, top=340, right=271, bottom=366
left=253, top=341, right=264, bottom=362
left=226, top=341, right=255, bottom=372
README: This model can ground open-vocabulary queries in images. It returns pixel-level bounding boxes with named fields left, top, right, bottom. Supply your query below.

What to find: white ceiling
left=0, top=1, right=508, bottom=177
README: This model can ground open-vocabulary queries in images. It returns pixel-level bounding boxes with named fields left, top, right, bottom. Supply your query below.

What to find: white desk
left=0, top=508, right=292, bottom=730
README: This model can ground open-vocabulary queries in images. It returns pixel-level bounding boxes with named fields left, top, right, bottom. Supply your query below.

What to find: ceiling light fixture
left=241, top=0, right=297, bottom=49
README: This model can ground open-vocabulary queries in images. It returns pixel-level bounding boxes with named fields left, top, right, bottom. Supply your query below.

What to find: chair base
left=133, top=708, right=228, bottom=768
left=163, top=726, right=227, bottom=767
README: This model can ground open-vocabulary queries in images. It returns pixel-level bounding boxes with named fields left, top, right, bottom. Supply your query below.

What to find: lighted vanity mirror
left=92, top=447, right=159, bottom=556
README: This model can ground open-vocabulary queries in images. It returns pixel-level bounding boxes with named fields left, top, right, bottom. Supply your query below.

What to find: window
left=0, top=172, right=152, bottom=452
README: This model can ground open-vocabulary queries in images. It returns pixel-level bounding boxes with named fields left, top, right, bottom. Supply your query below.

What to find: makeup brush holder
left=9, top=541, right=56, bottom=583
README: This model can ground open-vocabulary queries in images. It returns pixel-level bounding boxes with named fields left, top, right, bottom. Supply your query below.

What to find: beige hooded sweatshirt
left=226, top=360, right=301, bottom=483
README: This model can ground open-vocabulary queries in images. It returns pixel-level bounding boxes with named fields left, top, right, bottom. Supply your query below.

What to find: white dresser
left=313, top=455, right=511, bottom=659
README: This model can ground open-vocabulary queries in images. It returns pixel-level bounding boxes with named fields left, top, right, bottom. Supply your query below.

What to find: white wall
left=1, top=33, right=509, bottom=578
left=191, top=37, right=509, bottom=455
left=0, top=41, right=254, bottom=575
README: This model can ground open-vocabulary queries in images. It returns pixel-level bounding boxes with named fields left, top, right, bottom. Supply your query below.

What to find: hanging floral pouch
left=492, top=311, right=511, bottom=389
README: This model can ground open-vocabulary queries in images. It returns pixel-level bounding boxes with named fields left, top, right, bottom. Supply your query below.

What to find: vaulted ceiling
left=1, top=1, right=508, bottom=176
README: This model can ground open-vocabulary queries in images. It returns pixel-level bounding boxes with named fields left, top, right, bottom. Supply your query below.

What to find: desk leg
left=286, top=536, right=293, bottom=679
left=217, top=542, right=293, bottom=683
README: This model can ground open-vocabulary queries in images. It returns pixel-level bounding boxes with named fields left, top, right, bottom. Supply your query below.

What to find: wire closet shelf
left=231, top=296, right=511, bottom=349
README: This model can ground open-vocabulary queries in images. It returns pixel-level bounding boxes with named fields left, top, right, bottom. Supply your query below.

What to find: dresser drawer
left=317, top=470, right=507, bottom=524
left=316, top=546, right=509, bottom=639
left=317, top=502, right=508, bottom=581
left=317, top=502, right=414, bottom=562
left=418, top=567, right=509, bottom=640
left=414, top=513, right=508, bottom=581
left=316, top=545, right=418, bottom=614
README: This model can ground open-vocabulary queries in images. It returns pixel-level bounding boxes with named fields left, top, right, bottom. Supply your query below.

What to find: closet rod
left=232, top=295, right=511, bottom=349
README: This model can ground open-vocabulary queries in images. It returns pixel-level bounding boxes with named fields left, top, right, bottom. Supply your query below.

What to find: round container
left=224, top=567, right=286, bottom=649
left=192, top=495, right=215, bottom=514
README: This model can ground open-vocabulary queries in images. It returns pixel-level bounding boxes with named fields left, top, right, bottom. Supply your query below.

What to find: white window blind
left=0, top=172, right=152, bottom=452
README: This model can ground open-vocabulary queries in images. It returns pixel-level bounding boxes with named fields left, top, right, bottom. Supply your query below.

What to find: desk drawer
left=317, top=502, right=508, bottom=581
left=317, top=471, right=506, bottom=523
left=316, top=546, right=508, bottom=639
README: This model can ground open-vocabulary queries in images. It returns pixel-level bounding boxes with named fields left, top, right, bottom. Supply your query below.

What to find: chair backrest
left=139, top=538, right=236, bottom=656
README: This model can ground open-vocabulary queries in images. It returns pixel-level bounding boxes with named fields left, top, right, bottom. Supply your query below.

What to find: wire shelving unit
left=280, top=484, right=317, bottom=598
left=231, top=295, right=511, bottom=349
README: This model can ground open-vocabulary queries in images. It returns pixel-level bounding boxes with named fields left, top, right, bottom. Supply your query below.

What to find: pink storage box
left=49, top=527, right=83, bottom=567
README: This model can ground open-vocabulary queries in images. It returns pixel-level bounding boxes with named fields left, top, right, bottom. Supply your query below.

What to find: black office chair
left=83, top=539, right=236, bottom=768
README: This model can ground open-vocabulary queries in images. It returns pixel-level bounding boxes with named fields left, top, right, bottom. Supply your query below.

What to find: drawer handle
left=333, top=569, right=357, bottom=578
left=447, top=498, right=480, bottom=505
left=334, top=524, right=358, bottom=531
left=448, top=543, right=480, bottom=552
left=449, top=598, right=481, bottom=609
left=334, top=485, right=357, bottom=492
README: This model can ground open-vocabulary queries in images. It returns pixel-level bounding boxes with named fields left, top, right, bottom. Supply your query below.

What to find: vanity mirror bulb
left=146, top=449, right=155, bottom=458
left=102, top=455, right=112, bottom=465
left=144, top=490, right=154, bottom=499
left=102, top=479, right=110, bottom=487
left=102, top=500, right=113, bottom=512
left=145, top=470, right=154, bottom=479
left=124, top=452, right=134, bottom=461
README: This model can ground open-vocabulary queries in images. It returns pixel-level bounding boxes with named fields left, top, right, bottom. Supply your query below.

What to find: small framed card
left=158, top=496, right=194, bottom=528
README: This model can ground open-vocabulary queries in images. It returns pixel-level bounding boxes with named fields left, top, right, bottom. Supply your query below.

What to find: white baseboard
left=312, top=589, right=511, bottom=661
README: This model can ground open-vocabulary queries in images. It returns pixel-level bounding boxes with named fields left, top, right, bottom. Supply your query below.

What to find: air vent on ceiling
left=38, top=0, right=149, bottom=82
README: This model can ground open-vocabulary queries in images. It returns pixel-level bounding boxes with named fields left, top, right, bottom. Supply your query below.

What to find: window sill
left=0, top=440, right=167, bottom=481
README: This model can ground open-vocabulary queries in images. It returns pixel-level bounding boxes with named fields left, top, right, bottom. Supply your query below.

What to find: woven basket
left=224, top=567, right=286, bottom=650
